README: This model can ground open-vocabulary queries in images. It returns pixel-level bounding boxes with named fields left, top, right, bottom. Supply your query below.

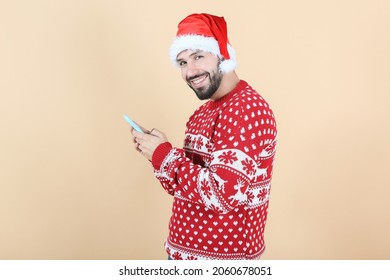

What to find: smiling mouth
left=188, top=74, right=208, bottom=87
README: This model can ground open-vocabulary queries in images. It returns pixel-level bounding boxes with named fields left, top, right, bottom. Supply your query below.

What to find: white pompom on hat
left=170, top=13, right=237, bottom=73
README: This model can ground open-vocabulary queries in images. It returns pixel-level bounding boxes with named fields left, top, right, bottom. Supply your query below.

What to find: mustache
left=186, top=73, right=208, bottom=83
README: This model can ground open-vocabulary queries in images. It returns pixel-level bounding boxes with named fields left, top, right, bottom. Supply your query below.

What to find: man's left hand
left=132, top=128, right=169, bottom=161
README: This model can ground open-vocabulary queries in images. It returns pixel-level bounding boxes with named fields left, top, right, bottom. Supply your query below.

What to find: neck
left=210, top=71, right=240, bottom=101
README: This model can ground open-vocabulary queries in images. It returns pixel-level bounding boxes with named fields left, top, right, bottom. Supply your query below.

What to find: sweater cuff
left=152, top=142, right=173, bottom=170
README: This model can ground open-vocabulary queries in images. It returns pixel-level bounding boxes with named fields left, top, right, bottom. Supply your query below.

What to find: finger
left=134, top=142, right=140, bottom=151
left=131, top=128, right=137, bottom=143
left=150, top=128, right=163, bottom=137
left=132, top=120, right=149, bottom=134
left=132, top=130, right=145, bottom=139
left=131, top=127, right=138, bottom=138
left=135, top=131, right=157, bottom=143
left=150, top=129, right=167, bottom=142
left=137, top=142, right=144, bottom=153
left=140, top=125, right=151, bottom=134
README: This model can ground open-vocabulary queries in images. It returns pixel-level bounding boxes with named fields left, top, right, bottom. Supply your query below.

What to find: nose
left=183, top=60, right=201, bottom=80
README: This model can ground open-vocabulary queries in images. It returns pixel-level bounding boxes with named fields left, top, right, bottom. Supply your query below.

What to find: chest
left=183, top=106, right=221, bottom=166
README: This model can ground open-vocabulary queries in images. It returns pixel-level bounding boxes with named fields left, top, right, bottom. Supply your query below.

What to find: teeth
left=192, top=75, right=207, bottom=85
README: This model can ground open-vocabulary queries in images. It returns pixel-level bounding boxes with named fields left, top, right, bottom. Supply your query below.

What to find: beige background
left=1, top=0, right=389, bottom=259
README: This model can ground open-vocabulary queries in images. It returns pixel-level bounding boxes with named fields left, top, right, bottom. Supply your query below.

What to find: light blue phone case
left=123, top=115, right=143, bottom=133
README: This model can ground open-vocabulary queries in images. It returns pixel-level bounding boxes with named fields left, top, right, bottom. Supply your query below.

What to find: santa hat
left=169, top=13, right=237, bottom=73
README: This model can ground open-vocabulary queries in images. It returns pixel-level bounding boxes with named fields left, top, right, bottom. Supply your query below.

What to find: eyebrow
left=176, top=50, right=204, bottom=63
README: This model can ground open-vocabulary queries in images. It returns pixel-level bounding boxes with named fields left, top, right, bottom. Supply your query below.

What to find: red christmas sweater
left=151, top=80, right=277, bottom=260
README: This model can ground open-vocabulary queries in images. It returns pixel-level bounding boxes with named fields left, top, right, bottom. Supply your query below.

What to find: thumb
left=150, top=128, right=164, bottom=137
left=150, top=129, right=168, bottom=142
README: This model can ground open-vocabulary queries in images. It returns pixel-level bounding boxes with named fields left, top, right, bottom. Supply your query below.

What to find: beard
left=187, top=67, right=223, bottom=100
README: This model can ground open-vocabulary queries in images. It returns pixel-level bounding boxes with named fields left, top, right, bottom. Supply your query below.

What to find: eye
left=179, top=60, right=187, bottom=67
left=195, top=55, right=203, bottom=60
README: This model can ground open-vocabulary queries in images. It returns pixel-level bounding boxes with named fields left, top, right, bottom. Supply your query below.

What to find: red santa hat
left=170, top=13, right=237, bottom=73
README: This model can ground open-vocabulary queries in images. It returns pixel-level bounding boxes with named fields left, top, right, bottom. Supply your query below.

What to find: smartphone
left=123, top=114, right=143, bottom=133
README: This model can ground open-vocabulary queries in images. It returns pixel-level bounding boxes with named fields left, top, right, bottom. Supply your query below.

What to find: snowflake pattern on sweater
left=153, top=80, right=277, bottom=260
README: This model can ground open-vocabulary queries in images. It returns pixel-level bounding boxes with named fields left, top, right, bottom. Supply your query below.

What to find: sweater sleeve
left=153, top=101, right=277, bottom=214
left=151, top=142, right=175, bottom=195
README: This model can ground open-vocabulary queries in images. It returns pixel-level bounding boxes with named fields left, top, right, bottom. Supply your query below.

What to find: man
left=131, top=13, right=277, bottom=260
